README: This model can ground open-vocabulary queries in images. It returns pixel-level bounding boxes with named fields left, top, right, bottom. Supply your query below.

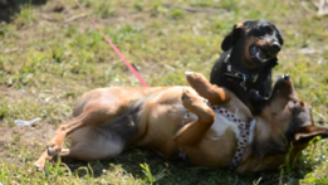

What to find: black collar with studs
left=223, top=54, right=258, bottom=90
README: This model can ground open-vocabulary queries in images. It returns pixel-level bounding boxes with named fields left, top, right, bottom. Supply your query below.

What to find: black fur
left=210, top=19, right=284, bottom=113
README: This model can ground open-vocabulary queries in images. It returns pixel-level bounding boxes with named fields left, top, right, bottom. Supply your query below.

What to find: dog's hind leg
left=60, top=126, right=125, bottom=161
left=174, top=89, right=215, bottom=146
left=185, top=72, right=232, bottom=104
left=34, top=150, right=54, bottom=170
left=35, top=133, right=124, bottom=169
left=47, top=111, right=111, bottom=156
left=59, top=139, right=124, bottom=161
left=34, top=96, right=122, bottom=170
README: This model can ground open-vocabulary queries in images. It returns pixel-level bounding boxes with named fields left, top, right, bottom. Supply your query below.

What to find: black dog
left=210, top=19, right=283, bottom=113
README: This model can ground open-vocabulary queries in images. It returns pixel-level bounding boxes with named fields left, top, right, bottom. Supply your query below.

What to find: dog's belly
left=135, top=87, right=201, bottom=157
left=136, top=101, right=195, bottom=155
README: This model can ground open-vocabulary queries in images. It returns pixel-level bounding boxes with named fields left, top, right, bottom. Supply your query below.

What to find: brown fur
left=34, top=73, right=328, bottom=174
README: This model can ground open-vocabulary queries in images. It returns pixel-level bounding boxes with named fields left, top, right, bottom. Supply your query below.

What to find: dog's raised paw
left=181, top=89, right=199, bottom=107
left=185, top=72, right=206, bottom=82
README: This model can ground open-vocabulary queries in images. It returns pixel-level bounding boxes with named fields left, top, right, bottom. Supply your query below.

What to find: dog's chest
left=209, top=112, right=241, bottom=140
left=184, top=109, right=241, bottom=141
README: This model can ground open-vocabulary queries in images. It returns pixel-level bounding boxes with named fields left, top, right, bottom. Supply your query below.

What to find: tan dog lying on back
left=35, top=72, right=328, bottom=173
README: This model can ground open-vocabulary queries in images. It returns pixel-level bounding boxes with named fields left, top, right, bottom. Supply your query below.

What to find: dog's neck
left=238, top=116, right=288, bottom=169
left=223, top=51, right=259, bottom=90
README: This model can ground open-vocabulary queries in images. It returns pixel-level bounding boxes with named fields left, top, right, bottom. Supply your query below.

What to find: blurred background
left=0, top=0, right=327, bottom=184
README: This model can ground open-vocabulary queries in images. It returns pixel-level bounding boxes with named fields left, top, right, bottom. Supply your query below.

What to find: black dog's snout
left=271, top=43, right=281, bottom=52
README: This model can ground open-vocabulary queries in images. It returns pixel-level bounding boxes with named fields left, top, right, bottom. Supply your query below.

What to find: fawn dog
left=35, top=72, right=327, bottom=173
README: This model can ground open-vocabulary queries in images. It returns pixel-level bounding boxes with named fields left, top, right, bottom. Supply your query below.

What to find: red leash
left=73, top=0, right=148, bottom=87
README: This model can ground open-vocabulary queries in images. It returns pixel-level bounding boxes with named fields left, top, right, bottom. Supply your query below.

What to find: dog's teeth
left=256, top=52, right=260, bottom=59
left=256, top=50, right=267, bottom=61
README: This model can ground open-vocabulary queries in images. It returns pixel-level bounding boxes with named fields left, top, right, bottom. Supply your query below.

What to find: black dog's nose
left=283, top=74, right=290, bottom=80
left=272, top=43, right=281, bottom=52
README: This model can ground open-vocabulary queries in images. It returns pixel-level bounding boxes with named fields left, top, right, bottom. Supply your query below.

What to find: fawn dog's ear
left=293, top=125, right=328, bottom=144
left=221, top=23, right=243, bottom=51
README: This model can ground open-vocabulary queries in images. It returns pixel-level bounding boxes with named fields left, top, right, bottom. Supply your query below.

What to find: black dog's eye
left=259, top=26, right=272, bottom=34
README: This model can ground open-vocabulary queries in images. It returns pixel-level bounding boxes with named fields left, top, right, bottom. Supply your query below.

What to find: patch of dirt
left=0, top=122, right=55, bottom=161
left=0, top=85, right=56, bottom=160
left=0, top=85, right=28, bottom=100
left=0, top=123, right=55, bottom=144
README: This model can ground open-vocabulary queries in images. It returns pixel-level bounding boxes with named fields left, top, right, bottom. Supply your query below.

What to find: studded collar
left=223, top=54, right=258, bottom=90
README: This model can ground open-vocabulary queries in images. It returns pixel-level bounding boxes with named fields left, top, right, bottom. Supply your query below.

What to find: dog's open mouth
left=250, top=45, right=271, bottom=63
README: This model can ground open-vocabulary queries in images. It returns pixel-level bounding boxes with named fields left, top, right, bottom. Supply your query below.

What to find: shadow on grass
left=0, top=0, right=47, bottom=23
left=59, top=148, right=315, bottom=185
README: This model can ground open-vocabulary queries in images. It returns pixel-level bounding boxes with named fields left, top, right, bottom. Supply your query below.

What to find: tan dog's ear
left=293, top=126, right=328, bottom=143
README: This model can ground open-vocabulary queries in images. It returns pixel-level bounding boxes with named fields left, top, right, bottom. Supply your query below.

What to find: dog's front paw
left=185, top=72, right=207, bottom=83
left=181, top=89, right=200, bottom=109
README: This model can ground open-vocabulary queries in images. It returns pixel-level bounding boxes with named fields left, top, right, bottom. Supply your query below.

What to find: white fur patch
left=210, top=112, right=241, bottom=140
left=248, top=119, right=256, bottom=144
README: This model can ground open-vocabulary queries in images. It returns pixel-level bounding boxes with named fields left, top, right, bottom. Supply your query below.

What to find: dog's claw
left=46, top=142, right=62, bottom=157
left=47, top=146, right=58, bottom=157
left=47, top=146, right=52, bottom=156
left=34, top=159, right=46, bottom=172
left=185, top=71, right=195, bottom=77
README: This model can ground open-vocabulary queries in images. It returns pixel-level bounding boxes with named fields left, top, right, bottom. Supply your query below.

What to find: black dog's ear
left=221, top=23, right=243, bottom=51
left=274, top=26, right=284, bottom=46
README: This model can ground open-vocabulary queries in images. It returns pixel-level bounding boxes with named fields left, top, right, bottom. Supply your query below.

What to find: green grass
left=0, top=0, right=328, bottom=184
